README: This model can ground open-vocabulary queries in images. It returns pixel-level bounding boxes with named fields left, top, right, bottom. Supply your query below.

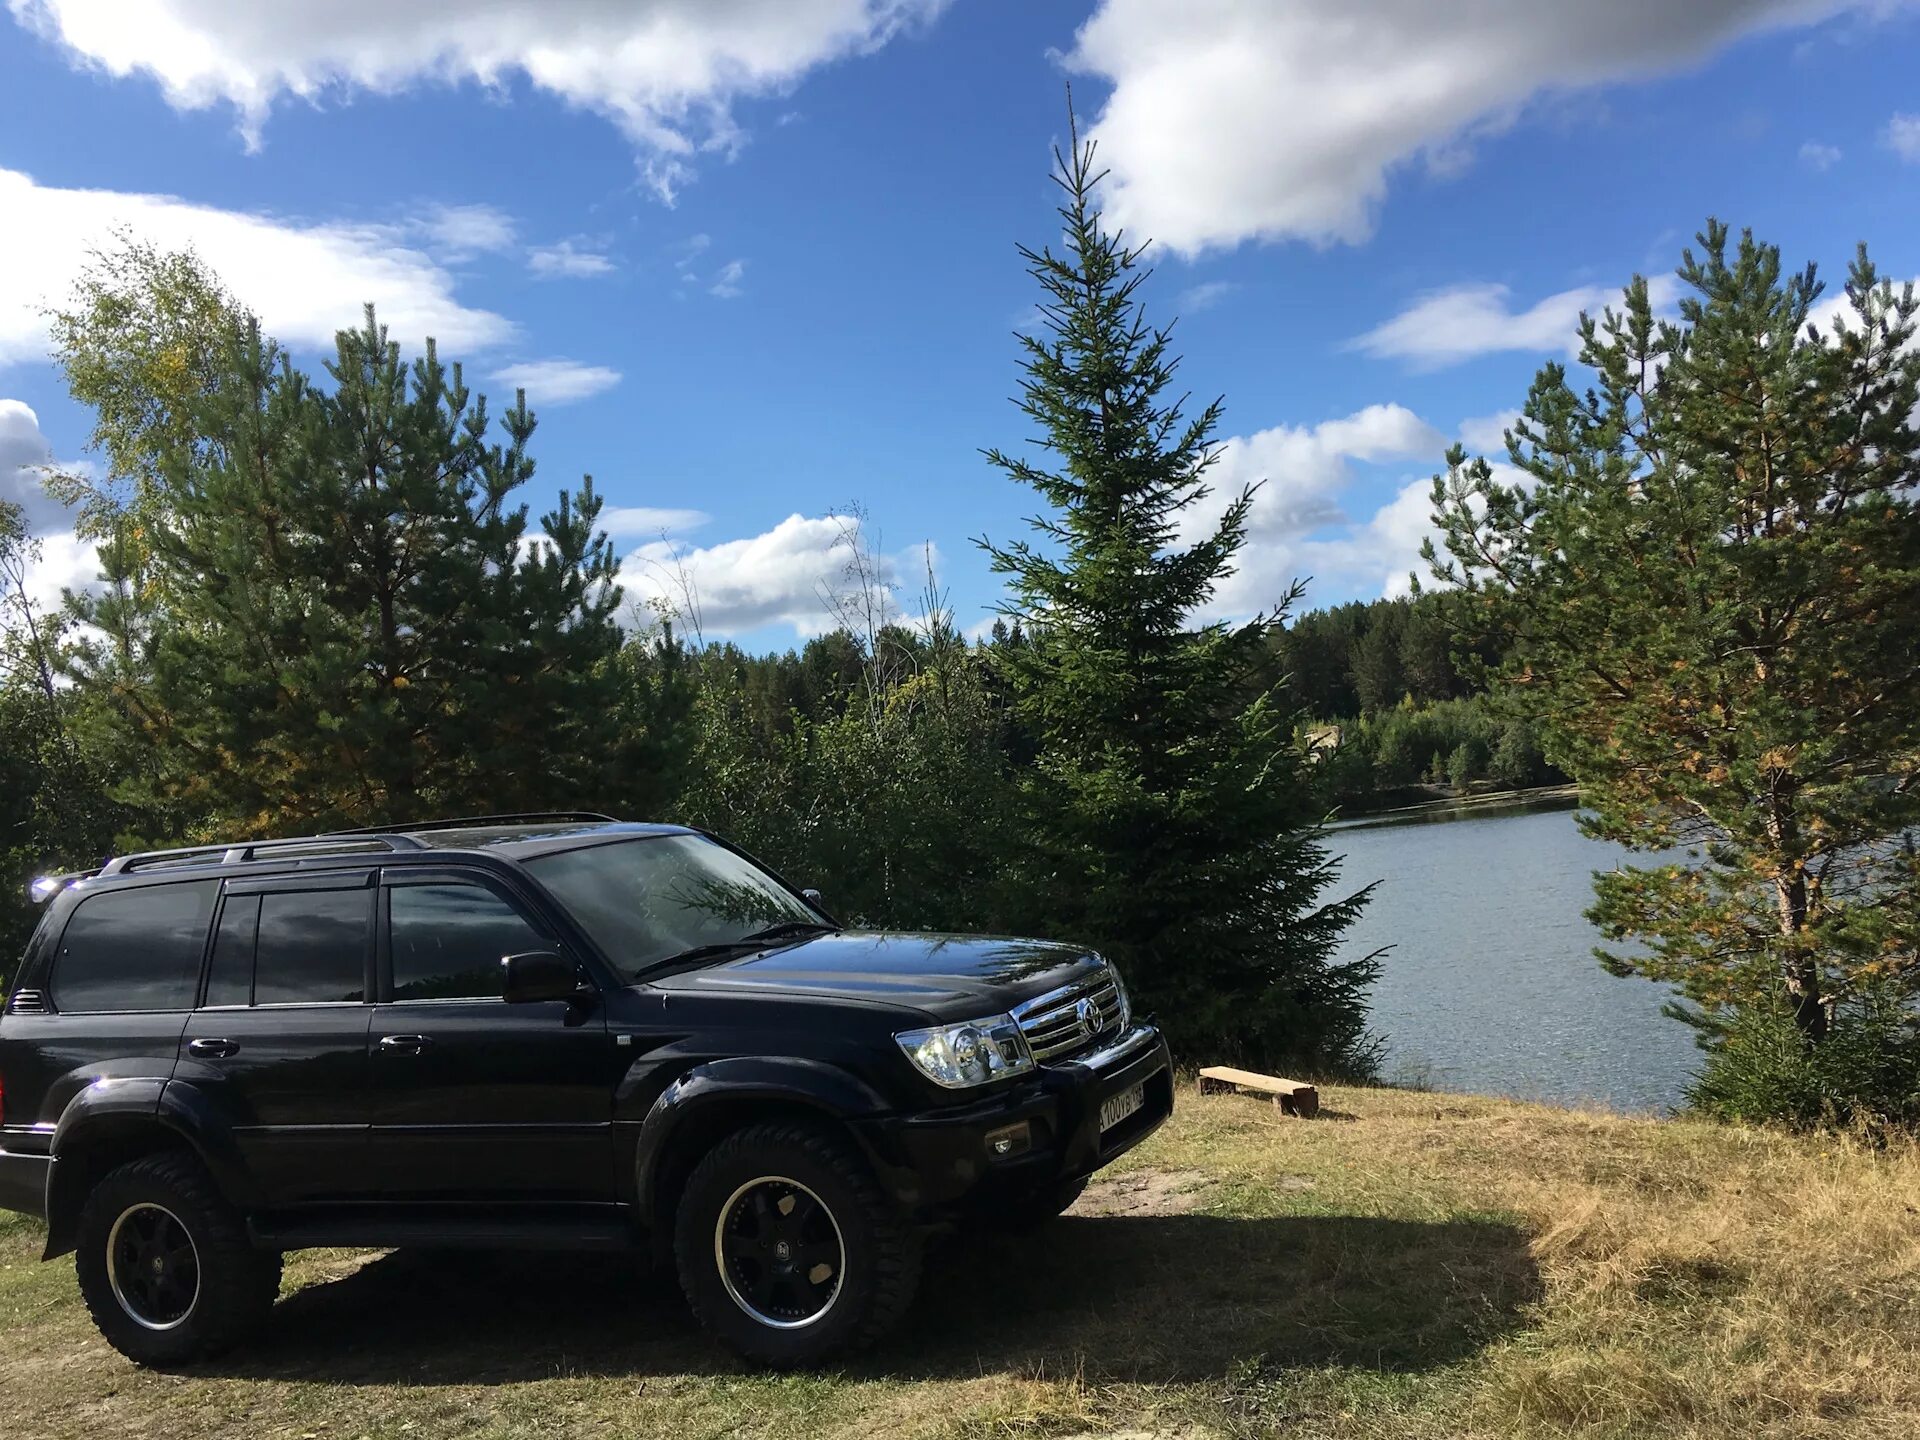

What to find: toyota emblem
left=1075, top=996, right=1099, bottom=1034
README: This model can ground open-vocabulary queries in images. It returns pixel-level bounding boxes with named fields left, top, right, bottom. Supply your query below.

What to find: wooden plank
left=1196, top=1065, right=1320, bottom=1118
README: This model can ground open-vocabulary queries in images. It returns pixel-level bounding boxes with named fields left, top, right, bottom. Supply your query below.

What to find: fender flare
left=633, top=1056, right=894, bottom=1214
left=42, top=1078, right=258, bottom=1258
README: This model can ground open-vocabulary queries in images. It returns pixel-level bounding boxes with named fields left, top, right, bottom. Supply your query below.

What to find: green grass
left=3, top=1085, right=1916, bottom=1438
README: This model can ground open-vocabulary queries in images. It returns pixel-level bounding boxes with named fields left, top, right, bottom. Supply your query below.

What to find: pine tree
left=981, top=111, right=1375, bottom=1071
left=1429, top=223, right=1920, bottom=1106
left=61, top=292, right=634, bottom=833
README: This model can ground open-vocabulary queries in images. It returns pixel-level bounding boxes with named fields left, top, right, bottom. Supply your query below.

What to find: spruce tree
left=981, top=114, right=1374, bottom=1070
left=1429, top=224, right=1920, bottom=1114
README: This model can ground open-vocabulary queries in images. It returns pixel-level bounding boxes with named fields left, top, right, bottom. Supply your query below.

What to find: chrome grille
left=1013, top=969, right=1123, bottom=1062
left=5, top=989, right=48, bottom=1015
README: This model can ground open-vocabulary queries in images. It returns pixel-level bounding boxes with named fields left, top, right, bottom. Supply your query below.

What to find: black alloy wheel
left=675, top=1121, right=921, bottom=1366
left=74, top=1152, right=283, bottom=1366
left=107, top=1202, right=201, bottom=1330
left=714, top=1176, right=845, bottom=1327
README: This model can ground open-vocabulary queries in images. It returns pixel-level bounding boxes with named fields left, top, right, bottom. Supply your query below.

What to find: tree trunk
left=1775, top=870, right=1828, bottom=1044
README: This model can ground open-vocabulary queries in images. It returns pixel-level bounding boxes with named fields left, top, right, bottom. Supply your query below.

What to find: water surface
left=1330, top=800, right=1699, bottom=1113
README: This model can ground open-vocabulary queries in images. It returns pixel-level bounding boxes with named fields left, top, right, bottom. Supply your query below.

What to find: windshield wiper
left=635, top=921, right=837, bottom=979
left=737, top=919, right=838, bottom=944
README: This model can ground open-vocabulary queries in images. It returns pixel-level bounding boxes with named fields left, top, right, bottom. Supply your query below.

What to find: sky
left=2, top=0, right=1918, bottom=652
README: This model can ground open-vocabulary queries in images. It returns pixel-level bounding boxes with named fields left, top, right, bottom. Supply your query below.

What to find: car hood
left=647, top=931, right=1102, bottom=1017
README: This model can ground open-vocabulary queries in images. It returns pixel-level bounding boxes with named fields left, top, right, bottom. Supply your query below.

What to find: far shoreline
left=1328, top=782, right=1582, bottom=830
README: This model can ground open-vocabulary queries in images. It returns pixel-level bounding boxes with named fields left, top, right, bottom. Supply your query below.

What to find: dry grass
left=3, top=1085, right=1916, bottom=1439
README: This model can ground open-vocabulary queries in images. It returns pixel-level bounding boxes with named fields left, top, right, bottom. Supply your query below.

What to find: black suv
left=0, top=814, right=1172, bottom=1367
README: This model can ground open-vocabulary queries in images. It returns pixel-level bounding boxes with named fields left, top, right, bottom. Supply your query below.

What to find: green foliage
left=43, top=237, right=247, bottom=545
left=677, top=636, right=1017, bottom=932
left=1689, top=985, right=1920, bottom=1131
left=1487, top=720, right=1550, bottom=791
left=1429, top=221, right=1920, bottom=1072
left=978, top=118, right=1374, bottom=1073
left=1304, top=695, right=1551, bottom=805
left=1445, top=741, right=1486, bottom=791
left=55, top=298, right=633, bottom=833
left=0, top=505, right=125, bottom=987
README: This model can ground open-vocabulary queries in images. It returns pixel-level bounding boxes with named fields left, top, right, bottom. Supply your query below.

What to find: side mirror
left=801, top=888, right=824, bottom=908
left=502, top=951, right=588, bottom=1004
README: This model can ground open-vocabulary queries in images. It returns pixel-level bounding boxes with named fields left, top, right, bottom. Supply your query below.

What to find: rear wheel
left=74, top=1153, right=281, bottom=1367
left=674, top=1122, right=919, bottom=1366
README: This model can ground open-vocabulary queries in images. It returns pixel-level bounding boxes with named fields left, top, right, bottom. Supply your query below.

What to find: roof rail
left=321, top=812, right=619, bottom=837
left=97, top=832, right=427, bottom=878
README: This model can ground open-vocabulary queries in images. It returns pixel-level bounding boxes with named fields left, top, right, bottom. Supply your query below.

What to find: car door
left=176, top=871, right=377, bottom=1207
left=365, top=868, right=616, bottom=1204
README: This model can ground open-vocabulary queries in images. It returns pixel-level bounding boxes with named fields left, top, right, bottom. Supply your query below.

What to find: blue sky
left=2, top=0, right=1918, bottom=652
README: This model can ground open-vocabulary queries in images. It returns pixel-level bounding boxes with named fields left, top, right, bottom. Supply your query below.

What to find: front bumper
left=0, top=1147, right=51, bottom=1222
left=859, top=1024, right=1174, bottom=1215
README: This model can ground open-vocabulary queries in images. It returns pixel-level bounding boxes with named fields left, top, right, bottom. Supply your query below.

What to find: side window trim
left=226, top=869, right=377, bottom=896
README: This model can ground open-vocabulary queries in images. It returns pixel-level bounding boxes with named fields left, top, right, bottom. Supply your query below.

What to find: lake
left=1330, top=798, right=1700, bottom=1113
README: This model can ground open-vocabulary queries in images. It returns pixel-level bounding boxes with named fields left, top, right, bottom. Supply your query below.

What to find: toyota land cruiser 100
left=0, top=814, right=1173, bottom=1367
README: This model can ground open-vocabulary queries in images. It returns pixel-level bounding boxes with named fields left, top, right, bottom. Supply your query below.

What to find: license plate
left=1099, top=1082, right=1146, bottom=1132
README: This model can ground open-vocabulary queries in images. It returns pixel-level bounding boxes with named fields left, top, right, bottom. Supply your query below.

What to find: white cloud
left=598, top=505, right=709, bottom=538
left=488, top=359, right=622, bottom=405
left=0, top=398, right=70, bottom=531
left=1350, top=275, right=1680, bottom=370
left=0, top=405, right=100, bottom=610
left=1066, top=0, right=1898, bottom=255
left=1294, top=477, right=1441, bottom=602
left=1886, top=112, right=1920, bottom=161
left=1177, top=280, right=1236, bottom=313
left=1182, top=403, right=1447, bottom=616
left=16, top=527, right=102, bottom=615
left=0, top=167, right=515, bottom=367
left=528, top=239, right=616, bottom=279
left=709, top=259, right=747, bottom=299
left=417, top=203, right=517, bottom=257
left=674, top=233, right=712, bottom=270
left=1799, top=140, right=1843, bottom=171
left=618, top=512, right=907, bottom=637
left=11, top=0, right=948, bottom=201
left=1458, top=409, right=1523, bottom=454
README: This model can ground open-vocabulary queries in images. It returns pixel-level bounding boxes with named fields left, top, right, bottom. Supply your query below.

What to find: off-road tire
left=74, top=1152, right=282, bottom=1367
left=674, top=1121, right=919, bottom=1366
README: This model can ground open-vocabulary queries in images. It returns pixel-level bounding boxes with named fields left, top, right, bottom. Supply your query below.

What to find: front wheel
left=674, top=1122, right=920, bottom=1366
left=74, top=1152, right=282, bottom=1366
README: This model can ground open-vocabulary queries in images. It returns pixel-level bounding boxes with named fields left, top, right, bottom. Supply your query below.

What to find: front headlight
left=894, top=1013, right=1034, bottom=1089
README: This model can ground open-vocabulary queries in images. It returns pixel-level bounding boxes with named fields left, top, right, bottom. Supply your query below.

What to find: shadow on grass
left=204, top=1211, right=1538, bottom=1386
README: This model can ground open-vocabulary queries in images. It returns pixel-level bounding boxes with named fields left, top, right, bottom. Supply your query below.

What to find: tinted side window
left=203, top=894, right=260, bottom=1008
left=254, top=889, right=370, bottom=1006
left=50, top=881, right=217, bottom=1014
left=389, top=883, right=549, bottom=1001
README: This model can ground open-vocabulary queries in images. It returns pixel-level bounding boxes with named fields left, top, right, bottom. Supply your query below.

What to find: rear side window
left=50, top=881, right=218, bottom=1014
left=389, top=883, right=550, bottom=1001
left=253, top=889, right=371, bottom=1005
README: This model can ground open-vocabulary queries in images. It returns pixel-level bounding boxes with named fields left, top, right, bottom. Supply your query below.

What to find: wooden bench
left=1197, top=1065, right=1319, bottom=1117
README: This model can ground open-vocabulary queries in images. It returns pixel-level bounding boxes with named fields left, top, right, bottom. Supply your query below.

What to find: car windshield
left=523, top=834, right=826, bottom=981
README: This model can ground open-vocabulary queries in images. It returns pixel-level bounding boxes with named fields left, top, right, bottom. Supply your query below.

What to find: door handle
left=378, top=1034, right=434, bottom=1055
left=187, top=1038, right=239, bottom=1058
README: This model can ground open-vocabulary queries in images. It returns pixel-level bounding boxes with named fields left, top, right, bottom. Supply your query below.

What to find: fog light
left=984, top=1121, right=1031, bottom=1159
